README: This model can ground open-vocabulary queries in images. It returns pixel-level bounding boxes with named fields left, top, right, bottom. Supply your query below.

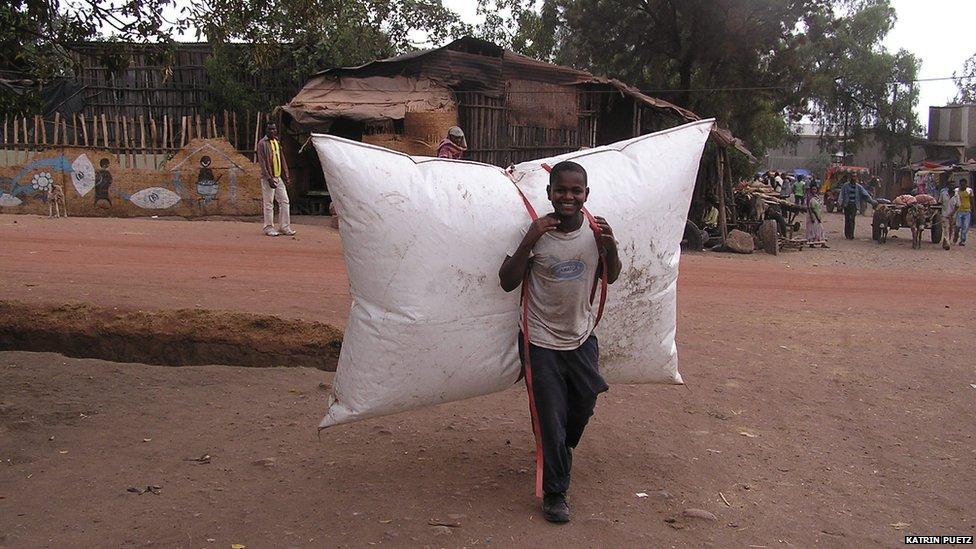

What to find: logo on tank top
left=550, top=259, right=586, bottom=280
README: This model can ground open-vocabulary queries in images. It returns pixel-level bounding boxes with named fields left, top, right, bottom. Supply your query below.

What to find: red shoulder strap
left=582, top=207, right=609, bottom=328
left=505, top=172, right=544, bottom=498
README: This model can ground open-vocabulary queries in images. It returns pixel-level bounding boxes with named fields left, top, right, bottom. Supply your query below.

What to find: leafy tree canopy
left=1, top=0, right=187, bottom=113
left=479, top=0, right=921, bottom=161
left=953, top=52, right=976, bottom=104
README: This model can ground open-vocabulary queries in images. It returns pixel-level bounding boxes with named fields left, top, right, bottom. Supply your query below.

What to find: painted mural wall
left=0, top=139, right=263, bottom=217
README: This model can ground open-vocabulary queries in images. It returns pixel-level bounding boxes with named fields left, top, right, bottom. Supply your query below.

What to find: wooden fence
left=2, top=111, right=270, bottom=167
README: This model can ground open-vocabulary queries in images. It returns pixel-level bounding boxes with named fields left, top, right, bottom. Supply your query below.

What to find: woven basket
left=362, top=133, right=431, bottom=157
left=404, top=110, right=459, bottom=151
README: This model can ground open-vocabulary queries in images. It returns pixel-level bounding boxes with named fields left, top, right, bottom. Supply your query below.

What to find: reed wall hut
left=281, top=37, right=754, bottom=232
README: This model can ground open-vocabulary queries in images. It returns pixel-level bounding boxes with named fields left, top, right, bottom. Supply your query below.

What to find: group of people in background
left=763, top=170, right=830, bottom=244
left=768, top=168, right=974, bottom=247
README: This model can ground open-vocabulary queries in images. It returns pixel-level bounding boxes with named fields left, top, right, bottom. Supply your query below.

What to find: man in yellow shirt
left=952, top=179, right=973, bottom=246
left=256, top=122, right=295, bottom=237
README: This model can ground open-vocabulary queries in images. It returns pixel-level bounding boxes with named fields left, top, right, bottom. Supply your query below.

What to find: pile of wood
left=736, top=180, right=803, bottom=209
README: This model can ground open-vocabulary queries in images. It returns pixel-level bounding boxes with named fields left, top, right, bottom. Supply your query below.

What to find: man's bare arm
left=498, top=217, right=560, bottom=292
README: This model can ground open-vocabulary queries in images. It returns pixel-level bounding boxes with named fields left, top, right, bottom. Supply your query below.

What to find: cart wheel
left=760, top=219, right=779, bottom=255
left=931, top=218, right=943, bottom=244
left=682, top=220, right=704, bottom=251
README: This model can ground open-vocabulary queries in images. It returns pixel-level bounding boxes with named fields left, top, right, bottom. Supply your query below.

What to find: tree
left=0, top=0, right=187, bottom=113
left=480, top=0, right=920, bottom=163
left=953, top=52, right=976, bottom=104
left=804, top=1, right=921, bottom=164
left=187, top=0, right=470, bottom=112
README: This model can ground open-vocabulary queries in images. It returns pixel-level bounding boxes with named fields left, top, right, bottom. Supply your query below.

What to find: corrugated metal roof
left=306, top=36, right=753, bottom=158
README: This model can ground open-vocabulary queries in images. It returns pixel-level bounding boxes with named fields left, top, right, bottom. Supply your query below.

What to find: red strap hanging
left=509, top=164, right=609, bottom=498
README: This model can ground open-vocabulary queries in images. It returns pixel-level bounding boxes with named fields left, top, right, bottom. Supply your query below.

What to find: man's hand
left=524, top=215, right=560, bottom=246
left=593, top=216, right=617, bottom=253
left=498, top=216, right=558, bottom=293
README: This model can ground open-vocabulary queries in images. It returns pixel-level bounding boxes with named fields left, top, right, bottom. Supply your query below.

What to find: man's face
left=267, top=124, right=278, bottom=139
left=449, top=134, right=463, bottom=147
left=548, top=170, right=588, bottom=219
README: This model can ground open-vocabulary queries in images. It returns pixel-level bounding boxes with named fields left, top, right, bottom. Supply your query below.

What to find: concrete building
left=763, top=123, right=924, bottom=176
left=925, top=104, right=976, bottom=162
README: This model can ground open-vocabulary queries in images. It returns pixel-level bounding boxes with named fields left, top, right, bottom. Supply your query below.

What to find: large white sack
left=313, top=119, right=714, bottom=428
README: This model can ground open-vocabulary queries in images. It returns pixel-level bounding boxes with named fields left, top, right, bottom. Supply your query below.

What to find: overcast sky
left=885, top=0, right=974, bottom=125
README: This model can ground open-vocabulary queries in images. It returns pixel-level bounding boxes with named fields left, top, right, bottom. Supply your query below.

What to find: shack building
left=281, top=37, right=754, bottom=235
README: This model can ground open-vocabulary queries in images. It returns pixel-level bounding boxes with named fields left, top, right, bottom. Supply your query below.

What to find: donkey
left=906, top=204, right=927, bottom=250
left=47, top=184, right=67, bottom=218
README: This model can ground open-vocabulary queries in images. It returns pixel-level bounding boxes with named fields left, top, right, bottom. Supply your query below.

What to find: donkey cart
left=871, top=203, right=944, bottom=249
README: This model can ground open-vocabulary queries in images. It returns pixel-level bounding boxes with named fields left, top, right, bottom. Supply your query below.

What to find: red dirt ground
left=1, top=212, right=974, bottom=547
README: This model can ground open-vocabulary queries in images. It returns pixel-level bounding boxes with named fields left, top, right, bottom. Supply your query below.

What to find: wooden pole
left=180, top=116, right=187, bottom=148
left=52, top=113, right=61, bottom=145
left=223, top=110, right=229, bottom=140
left=717, top=148, right=729, bottom=241
left=162, top=115, right=169, bottom=153
left=232, top=111, right=238, bottom=149
left=245, top=109, right=251, bottom=152
left=253, top=112, right=262, bottom=161
left=23, top=116, right=29, bottom=146
left=211, top=115, right=217, bottom=139
left=139, top=115, right=146, bottom=169
left=122, top=116, right=131, bottom=168
left=61, top=118, right=68, bottom=148
left=195, top=114, right=202, bottom=139
left=80, top=114, right=89, bottom=146
left=149, top=116, right=158, bottom=165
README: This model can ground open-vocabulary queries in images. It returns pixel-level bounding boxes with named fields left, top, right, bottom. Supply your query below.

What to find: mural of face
left=196, top=155, right=219, bottom=204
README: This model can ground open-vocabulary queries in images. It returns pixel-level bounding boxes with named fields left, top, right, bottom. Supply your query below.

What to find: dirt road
left=1, top=212, right=974, bottom=547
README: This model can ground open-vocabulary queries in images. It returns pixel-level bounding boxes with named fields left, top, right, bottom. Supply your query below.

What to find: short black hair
left=549, top=160, right=587, bottom=187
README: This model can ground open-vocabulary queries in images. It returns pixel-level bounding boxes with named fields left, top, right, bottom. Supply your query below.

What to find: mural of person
left=94, top=158, right=113, bottom=207
left=195, top=155, right=221, bottom=205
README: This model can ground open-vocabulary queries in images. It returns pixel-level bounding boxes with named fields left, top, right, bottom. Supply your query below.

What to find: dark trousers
left=518, top=333, right=609, bottom=494
left=844, top=203, right=857, bottom=239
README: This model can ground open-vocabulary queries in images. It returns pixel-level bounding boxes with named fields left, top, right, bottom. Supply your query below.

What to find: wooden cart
left=871, top=203, right=944, bottom=247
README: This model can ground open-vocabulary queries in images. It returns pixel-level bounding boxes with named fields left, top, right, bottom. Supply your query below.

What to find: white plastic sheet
left=313, top=119, right=714, bottom=428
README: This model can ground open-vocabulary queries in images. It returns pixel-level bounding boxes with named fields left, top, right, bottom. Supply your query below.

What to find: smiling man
left=498, top=160, right=622, bottom=523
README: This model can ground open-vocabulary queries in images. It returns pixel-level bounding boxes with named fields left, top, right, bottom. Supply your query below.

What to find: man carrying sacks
left=498, top=161, right=622, bottom=523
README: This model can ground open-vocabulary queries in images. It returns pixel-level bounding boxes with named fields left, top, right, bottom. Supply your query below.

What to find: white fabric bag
left=313, top=119, right=714, bottom=428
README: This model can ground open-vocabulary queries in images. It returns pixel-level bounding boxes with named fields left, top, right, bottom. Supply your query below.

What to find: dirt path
left=0, top=215, right=352, bottom=328
left=1, top=212, right=975, bottom=547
